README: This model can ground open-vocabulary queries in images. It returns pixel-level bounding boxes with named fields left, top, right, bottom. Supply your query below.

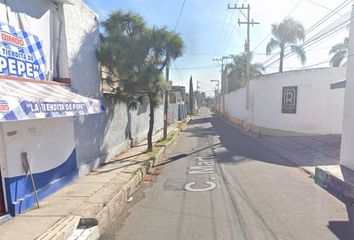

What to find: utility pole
left=213, top=56, right=232, bottom=115
left=228, top=3, right=259, bottom=80
left=228, top=3, right=259, bottom=117
left=163, top=54, right=169, bottom=139
left=212, top=56, right=233, bottom=73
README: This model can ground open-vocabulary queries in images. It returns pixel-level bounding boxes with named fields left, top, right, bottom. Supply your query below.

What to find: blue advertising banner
left=0, top=22, right=46, bottom=80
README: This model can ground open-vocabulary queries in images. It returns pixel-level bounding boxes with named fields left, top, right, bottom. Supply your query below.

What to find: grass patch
left=157, top=131, right=176, bottom=145
left=142, top=159, right=153, bottom=169
left=148, top=147, right=160, bottom=161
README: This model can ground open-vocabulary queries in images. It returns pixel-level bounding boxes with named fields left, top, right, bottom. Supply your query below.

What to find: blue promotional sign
left=0, top=23, right=46, bottom=80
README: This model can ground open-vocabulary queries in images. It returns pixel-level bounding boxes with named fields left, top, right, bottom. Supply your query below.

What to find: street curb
left=314, top=166, right=354, bottom=203
left=152, top=118, right=190, bottom=167
left=82, top=119, right=189, bottom=239
left=37, top=216, right=81, bottom=240
left=95, top=166, right=145, bottom=234
left=35, top=119, right=190, bottom=240
left=217, top=114, right=315, bottom=177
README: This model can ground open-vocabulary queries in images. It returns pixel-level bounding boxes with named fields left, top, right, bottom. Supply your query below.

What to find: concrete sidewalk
left=0, top=121, right=185, bottom=240
left=221, top=115, right=341, bottom=175
left=260, top=134, right=341, bottom=175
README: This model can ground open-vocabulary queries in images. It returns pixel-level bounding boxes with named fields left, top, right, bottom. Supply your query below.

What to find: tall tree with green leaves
left=97, top=11, right=184, bottom=151
left=189, top=76, right=194, bottom=115
left=224, top=52, right=263, bottom=92
left=266, top=18, right=306, bottom=72
left=329, top=37, right=348, bottom=67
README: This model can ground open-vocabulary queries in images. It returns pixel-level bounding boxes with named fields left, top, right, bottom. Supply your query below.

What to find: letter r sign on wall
left=282, top=86, right=297, bottom=114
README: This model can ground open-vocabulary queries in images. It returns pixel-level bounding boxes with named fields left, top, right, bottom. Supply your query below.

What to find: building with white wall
left=340, top=4, right=354, bottom=171
left=0, top=0, right=181, bottom=218
left=224, top=67, right=346, bottom=135
left=0, top=0, right=105, bottom=216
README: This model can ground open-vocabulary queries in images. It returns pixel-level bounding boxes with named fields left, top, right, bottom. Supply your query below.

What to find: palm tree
left=329, top=37, right=348, bottom=67
left=224, top=52, right=263, bottom=92
left=266, top=18, right=306, bottom=72
left=97, top=11, right=184, bottom=151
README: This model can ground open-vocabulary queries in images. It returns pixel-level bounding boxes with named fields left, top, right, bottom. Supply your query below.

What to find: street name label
left=184, top=156, right=217, bottom=192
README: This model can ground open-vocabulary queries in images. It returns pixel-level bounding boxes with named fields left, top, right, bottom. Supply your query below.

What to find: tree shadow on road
left=183, top=126, right=218, bottom=138
left=153, top=144, right=220, bottom=168
left=210, top=115, right=354, bottom=239
left=187, top=117, right=213, bottom=125
left=209, top=115, right=297, bottom=167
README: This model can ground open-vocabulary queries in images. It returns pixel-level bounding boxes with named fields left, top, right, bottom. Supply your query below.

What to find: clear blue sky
left=86, top=0, right=351, bottom=95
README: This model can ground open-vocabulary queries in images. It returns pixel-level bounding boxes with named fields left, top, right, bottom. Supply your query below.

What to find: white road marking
left=184, top=181, right=217, bottom=192
left=185, top=156, right=217, bottom=192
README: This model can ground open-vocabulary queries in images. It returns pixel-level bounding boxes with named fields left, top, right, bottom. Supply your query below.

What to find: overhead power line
left=263, top=21, right=349, bottom=69
left=228, top=3, right=259, bottom=80
left=214, top=12, right=229, bottom=55
left=262, top=0, right=352, bottom=70
left=263, top=10, right=351, bottom=70
left=218, top=14, right=240, bottom=54
left=305, top=0, right=343, bottom=16
left=172, top=62, right=187, bottom=86
left=171, top=65, right=217, bottom=70
left=217, top=6, right=240, bottom=54
left=174, top=0, right=187, bottom=32
left=305, top=0, right=351, bottom=35
left=252, top=0, right=305, bottom=52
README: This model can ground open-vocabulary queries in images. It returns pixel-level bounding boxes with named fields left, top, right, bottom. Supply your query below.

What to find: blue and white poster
left=0, top=22, right=46, bottom=80
left=0, top=79, right=105, bottom=122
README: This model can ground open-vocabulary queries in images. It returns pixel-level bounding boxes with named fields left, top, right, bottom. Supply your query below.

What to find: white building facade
left=224, top=67, right=346, bottom=135
left=0, top=0, right=104, bottom=216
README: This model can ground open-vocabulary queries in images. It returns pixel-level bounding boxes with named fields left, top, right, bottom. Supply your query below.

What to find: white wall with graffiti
left=224, top=67, right=346, bottom=135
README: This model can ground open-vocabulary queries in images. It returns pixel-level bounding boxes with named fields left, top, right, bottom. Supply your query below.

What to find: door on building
left=0, top=172, right=5, bottom=215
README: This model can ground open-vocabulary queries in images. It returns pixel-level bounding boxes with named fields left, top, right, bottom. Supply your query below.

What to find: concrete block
left=36, top=215, right=81, bottom=240
left=315, top=165, right=354, bottom=202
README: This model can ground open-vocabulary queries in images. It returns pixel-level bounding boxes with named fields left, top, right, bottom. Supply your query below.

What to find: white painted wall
left=0, top=0, right=182, bottom=178
left=340, top=5, right=354, bottom=171
left=225, top=67, right=346, bottom=135
left=0, top=117, right=75, bottom=177
left=63, top=0, right=100, bottom=97
left=225, top=87, right=247, bottom=120
left=61, top=1, right=170, bottom=175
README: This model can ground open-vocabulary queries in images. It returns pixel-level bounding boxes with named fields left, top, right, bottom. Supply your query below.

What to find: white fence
left=224, top=67, right=346, bottom=135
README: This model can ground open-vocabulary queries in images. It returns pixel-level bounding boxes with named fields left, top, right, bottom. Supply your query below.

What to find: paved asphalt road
left=101, top=109, right=353, bottom=240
